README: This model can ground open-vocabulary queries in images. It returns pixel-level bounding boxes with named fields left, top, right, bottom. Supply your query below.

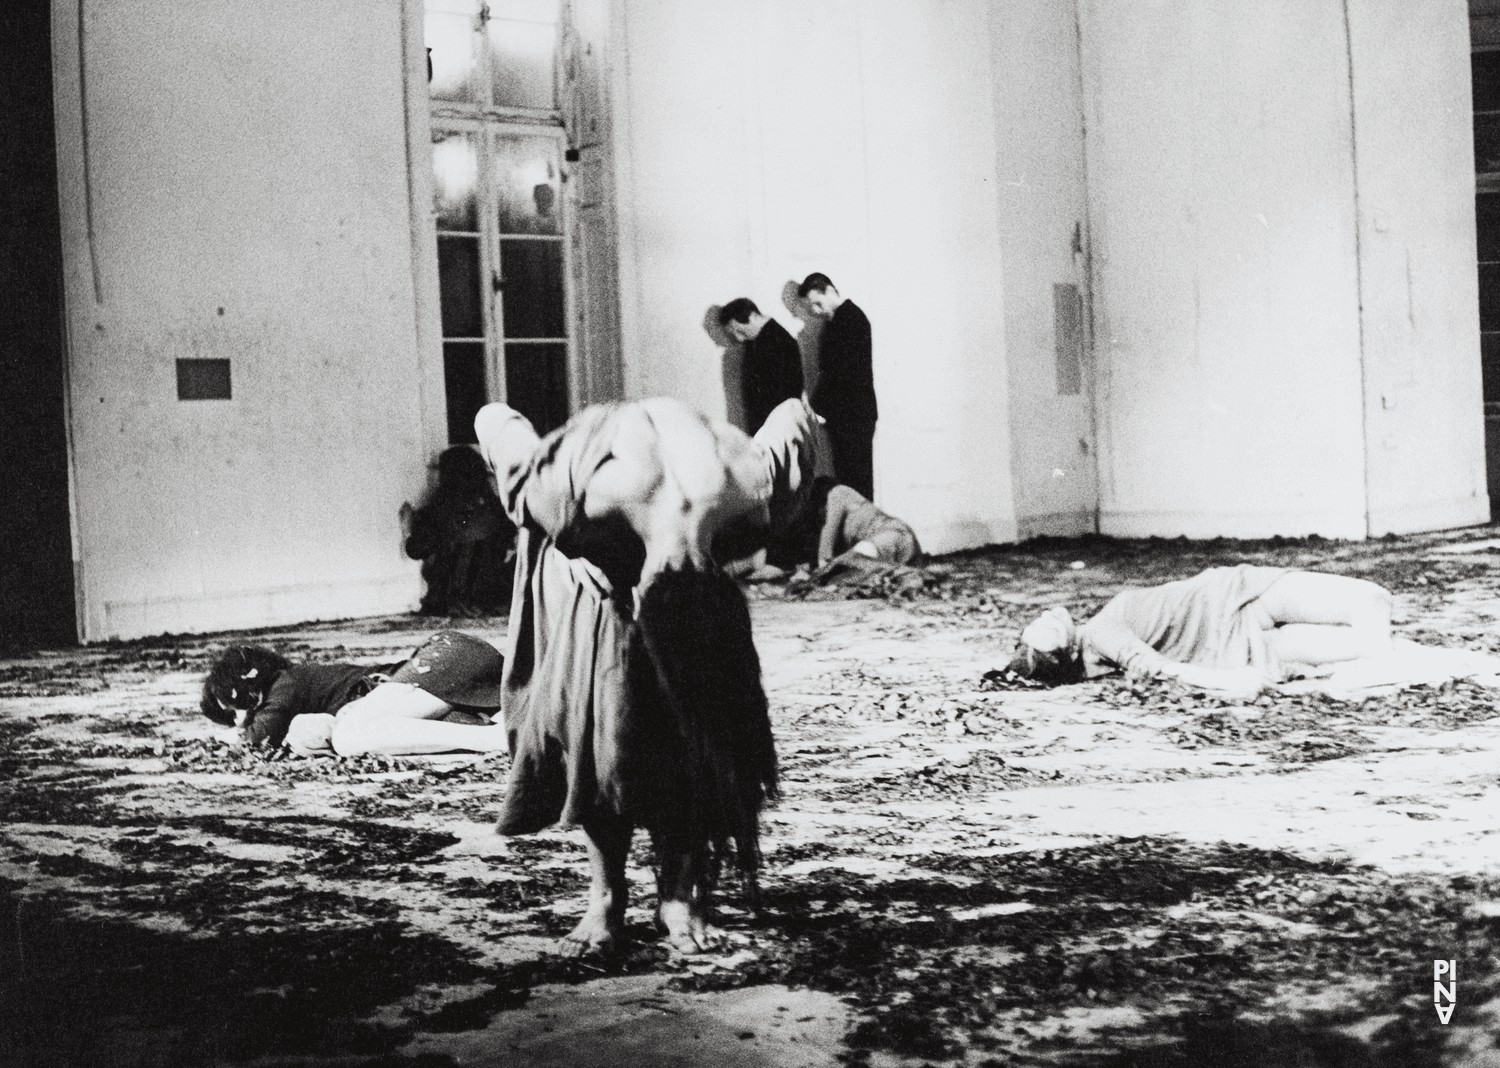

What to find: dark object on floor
left=403, top=447, right=516, bottom=616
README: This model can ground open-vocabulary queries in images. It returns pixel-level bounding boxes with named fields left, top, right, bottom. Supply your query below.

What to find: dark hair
left=624, top=569, right=776, bottom=892
left=1005, top=643, right=1084, bottom=686
left=436, top=445, right=489, bottom=488
left=200, top=646, right=293, bottom=725
left=717, top=298, right=759, bottom=327
left=797, top=273, right=835, bottom=298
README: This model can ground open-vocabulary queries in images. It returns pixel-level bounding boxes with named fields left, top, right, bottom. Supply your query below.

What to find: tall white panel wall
left=53, top=0, right=429, bottom=640
left=990, top=0, right=1097, bottom=540
left=1348, top=0, right=1490, bottom=534
left=609, top=0, right=1018, bottom=552
left=1081, top=0, right=1371, bottom=538
left=1078, top=0, right=1487, bottom=539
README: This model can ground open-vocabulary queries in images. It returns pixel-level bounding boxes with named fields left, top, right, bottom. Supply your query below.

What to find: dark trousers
left=826, top=421, right=876, bottom=501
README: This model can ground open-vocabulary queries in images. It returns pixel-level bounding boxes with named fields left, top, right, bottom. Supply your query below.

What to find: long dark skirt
left=496, top=531, right=776, bottom=876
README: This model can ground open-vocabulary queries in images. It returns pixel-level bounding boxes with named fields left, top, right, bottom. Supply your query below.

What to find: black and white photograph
left=4, top=1, right=1500, bottom=1064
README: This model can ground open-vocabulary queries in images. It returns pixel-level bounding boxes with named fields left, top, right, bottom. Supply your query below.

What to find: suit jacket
left=811, top=300, right=876, bottom=427
left=741, top=318, right=804, bottom=433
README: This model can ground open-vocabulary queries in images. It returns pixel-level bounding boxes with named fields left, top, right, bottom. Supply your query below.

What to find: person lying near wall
left=807, top=476, right=921, bottom=578
left=199, top=631, right=508, bottom=757
left=400, top=446, right=515, bottom=616
left=474, top=395, right=817, bottom=957
left=1006, top=565, right=1395, bottom=698
left=745, top=476, right=920, bottom=583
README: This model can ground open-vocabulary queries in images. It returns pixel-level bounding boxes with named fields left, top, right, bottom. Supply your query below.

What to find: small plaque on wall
left=176, top=358, right=231, bottom=401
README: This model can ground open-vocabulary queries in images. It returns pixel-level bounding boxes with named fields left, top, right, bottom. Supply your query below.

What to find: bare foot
left=657, top=899, right=722, bottom=955
left=557, top=900, right=622, bottom=959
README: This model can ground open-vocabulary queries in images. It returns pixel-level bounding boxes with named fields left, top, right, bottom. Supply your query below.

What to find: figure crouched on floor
left=748, top=476, right=919, bottom=584
left=1006, top=565, right=1394, bottom=697
left=401, top=446, right=515, bottom=616
left=475, top=395, right=817, bottom=957
left=200, top=631, right=508, bottom=756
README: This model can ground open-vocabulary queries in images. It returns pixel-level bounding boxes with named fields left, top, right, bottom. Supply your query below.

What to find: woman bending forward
left=476, top=396, right=816, bottom=957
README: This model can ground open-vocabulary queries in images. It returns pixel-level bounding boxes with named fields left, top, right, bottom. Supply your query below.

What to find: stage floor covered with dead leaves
left=4, top=530, right=1500, bottom=1067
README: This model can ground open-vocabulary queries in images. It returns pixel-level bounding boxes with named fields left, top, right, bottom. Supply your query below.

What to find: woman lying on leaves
left=199, top=631, right=508, bottom=757
left=474, top=395, right=817, bottom=958
left=1007, top=565, right=1394, bottom=698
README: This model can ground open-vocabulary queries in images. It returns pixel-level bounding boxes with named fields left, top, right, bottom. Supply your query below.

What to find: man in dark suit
left=799, top=273, right=877, bottom=500
left=719, top=298, right=804, bottom=434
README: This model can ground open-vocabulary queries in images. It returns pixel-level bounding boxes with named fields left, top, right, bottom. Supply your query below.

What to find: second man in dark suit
left=720, top=298, right=805, bottom=434
left=799, top=273, right=877, bottom=500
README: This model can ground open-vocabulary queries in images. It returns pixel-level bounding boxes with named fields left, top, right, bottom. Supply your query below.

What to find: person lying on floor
left=1006, top=565, right=1393, bottom=697
left=199, top=631, right=508, bottom=756
left=474, top=395, right=816, bottom=958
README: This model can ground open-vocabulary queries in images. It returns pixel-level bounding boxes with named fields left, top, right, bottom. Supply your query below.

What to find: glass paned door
left=492, top=131, right=569, bottom=435
left=431, top=124, right=569, bottom=443
left=432, top=128, right=488, bottom=444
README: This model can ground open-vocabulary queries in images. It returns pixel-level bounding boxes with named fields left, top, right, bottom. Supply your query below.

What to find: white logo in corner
left=1434, top=959, right=1456, bottom=1025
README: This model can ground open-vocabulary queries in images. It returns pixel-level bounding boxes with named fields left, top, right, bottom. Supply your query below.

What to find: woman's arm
left=1084, top=618, right=1265, bottom=698
left=245, top=673, right=302, bottom=749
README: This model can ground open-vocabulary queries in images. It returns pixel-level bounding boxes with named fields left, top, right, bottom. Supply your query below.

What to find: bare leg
left=330, top=682, right=506, bottom=756
left=559, top=813, right=631, bottom=958
left=654, top=839, right=719, bottom=954
left=1258, top=572, right=1393, bottom=667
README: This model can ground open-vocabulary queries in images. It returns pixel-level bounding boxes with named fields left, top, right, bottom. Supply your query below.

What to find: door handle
left=492, top=274, right=506, bottom=292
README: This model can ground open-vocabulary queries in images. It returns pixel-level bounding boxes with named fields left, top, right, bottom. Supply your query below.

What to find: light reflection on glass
left=487, top=0, right=558, bottom=110
left=431, top=131, right=479, bottom=231
left=491, top=135, right=560, bottom=235
left=425, top=3, right=479, bottom=103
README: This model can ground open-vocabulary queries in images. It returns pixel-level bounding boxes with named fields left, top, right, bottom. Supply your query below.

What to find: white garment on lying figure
left=1080, top=565, right=1290, bottom=680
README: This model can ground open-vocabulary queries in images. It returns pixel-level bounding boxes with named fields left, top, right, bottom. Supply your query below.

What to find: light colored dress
left=1081, top=565, right=1289, bottom=681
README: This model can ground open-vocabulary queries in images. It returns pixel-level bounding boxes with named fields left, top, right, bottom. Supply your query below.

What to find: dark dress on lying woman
left=246, top=662, right=401, bottom=749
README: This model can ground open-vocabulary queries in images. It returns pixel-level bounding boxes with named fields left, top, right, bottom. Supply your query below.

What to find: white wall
left=1080, top=0, right=1371, bottom=539
left=990, top=0, right=1097, bottom=540
left=1079, top=0, right=1487, bottom=539
left=609, top=0, right=1018, bottom=552
left=1348, top=0, right=1490, bottom=534
left=53, top=0, right=431, bottom=640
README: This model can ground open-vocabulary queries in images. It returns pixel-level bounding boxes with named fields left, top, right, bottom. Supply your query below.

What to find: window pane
left=1476, top=51, right=1500, bottom=115
left=486, top=1, right=558, bottom=109
left=505, top=342, right=568, bottom=435
left=1478, top=113, right=1500, bottom=176
left=492, top=135, right=561, bottom=235
left=432, top=130, right=479, bottom=231
left=444, top=342, right=488, bottom=444
left=426, top=3, right=480, bottom=104
left=1479, top=193, right=1500, bottom=263
left=499, top=239, right=564, bottom=338
left=438, top=236, right=484, bottom=338
left=1482, top=264, right=1500, bottom=333
left=1484, top=334, right=1500, bottom=405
